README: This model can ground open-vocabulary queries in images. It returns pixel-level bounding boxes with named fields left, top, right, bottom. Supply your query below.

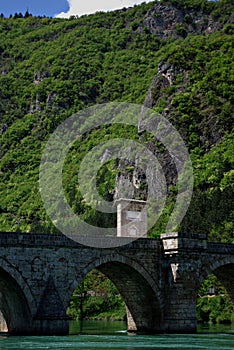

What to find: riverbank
left=197, top=295, right=234, bottom=324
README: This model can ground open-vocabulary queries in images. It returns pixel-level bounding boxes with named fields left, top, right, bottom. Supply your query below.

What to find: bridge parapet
left=160, top=232, right=207, bottom=254
left=0, top=232, right=161, bottom=250
left=207, top=242, right=234, bottom=254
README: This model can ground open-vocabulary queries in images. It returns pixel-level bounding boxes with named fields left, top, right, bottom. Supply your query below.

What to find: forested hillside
left=0, top=0, right=233, bottom=242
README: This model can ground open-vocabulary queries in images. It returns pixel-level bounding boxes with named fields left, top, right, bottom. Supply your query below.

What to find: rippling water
left=0, top=321, right=233, bottom=350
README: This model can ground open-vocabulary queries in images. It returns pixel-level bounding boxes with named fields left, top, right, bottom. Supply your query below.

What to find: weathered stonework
left=0, top=232, right=233, bottom=335
left=0, top=310, right=7, bottom=332
left=116, top=198, right=147, bottom=238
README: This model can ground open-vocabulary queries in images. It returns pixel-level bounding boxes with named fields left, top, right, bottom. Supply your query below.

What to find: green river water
left=0, top=321, right=233, bottom=349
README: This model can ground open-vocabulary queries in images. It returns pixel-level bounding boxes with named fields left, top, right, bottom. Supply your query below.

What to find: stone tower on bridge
left=116, top=198, right=147, bottom=238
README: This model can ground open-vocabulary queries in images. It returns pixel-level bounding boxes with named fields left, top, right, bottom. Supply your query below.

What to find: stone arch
left=200, top=256, right=234, bottom=304
left=67, top=254, right=164, bottom=333
left=0, top=260, right=34, bottom=334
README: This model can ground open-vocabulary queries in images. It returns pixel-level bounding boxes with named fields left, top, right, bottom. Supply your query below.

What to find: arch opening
left=98, top=262, right=163, bottom=333
left=67, top=260, right=163, bottom=333
left=197, top=263, right=234, bottom=325
left=212, top=263, right=234, bottom=304
left=0, top=267, right=32, bottom=334
left=67, top=269, right=126, bottom=322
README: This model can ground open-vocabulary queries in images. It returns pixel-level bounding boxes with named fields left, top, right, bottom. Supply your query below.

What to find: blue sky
left=0, top=0, right=152, bottom=18
left=0, top=0, right=69, bottom=17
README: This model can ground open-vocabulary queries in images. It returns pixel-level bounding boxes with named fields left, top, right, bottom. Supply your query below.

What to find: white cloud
left=56, top=0, right=152, bottom=18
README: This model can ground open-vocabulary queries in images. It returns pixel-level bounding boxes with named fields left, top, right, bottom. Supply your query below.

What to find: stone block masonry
left=0, top=232, right=233, bottom=335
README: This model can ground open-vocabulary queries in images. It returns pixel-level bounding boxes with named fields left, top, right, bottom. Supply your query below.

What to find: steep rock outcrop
left=137, top=2, right=233, bottom=38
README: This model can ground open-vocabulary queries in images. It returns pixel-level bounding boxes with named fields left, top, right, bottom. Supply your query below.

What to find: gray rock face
left=138, top=2, right=233, bottom=38
left=114, top=61, right=182, bottom=201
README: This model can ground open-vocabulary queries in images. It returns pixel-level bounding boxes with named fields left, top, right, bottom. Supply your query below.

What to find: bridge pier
left=31, top=275, right=70, bottom=335
left=0, top=310, right=8, bottom=333
left=126, top=306, right=137, bottom=332
left=161, top=232, right=206, bottom=333
left=163, top=284, right=197, bottom=333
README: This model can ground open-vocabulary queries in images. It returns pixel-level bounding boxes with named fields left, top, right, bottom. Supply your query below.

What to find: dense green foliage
left=67, top=270, right=126, bottom=321
left=1, top=0, right=233, bottom=240
left=197, top=274, right=234, bottom=324
left=197, top=295, right=234, bottom=324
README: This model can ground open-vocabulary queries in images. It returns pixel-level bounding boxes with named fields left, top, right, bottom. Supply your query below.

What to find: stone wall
left=0, top=232, right=233, bottom=335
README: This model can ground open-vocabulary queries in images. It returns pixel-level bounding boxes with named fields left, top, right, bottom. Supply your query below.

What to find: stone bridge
left=0, top=232, right=233, bottom=335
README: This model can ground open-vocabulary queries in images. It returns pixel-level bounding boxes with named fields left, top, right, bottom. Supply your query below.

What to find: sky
left=0, top=0, right=152, bottom=18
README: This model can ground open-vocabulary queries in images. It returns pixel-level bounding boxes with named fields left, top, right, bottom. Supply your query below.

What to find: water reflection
left=197, top=322, right=234, bottom=333
left=0, top=321, right=233, bottom=350
left=70, top=319, right=127, bottom=335
left=70, top=319, right=234, bottom=335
